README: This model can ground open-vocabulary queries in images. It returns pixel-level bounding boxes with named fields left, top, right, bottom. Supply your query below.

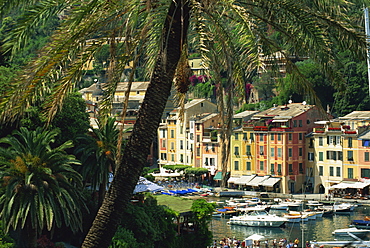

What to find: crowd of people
left=212, top=237, right=323, bottom=248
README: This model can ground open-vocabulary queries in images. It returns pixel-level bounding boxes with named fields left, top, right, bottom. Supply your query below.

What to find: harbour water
left=210, top=200, right=370, bottom=244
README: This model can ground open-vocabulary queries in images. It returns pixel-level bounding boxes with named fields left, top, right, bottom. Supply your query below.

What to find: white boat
left=332, top=227, right=370, bottom=237
left=228, top=210, right=288, bottom=227
left=333, top=202, right=356, bottom=213
left=282, top=213, right=309, bottom=223
left=313, top=240, right=370, bottom=247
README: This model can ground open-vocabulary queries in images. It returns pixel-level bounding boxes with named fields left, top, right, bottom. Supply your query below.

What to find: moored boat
left=228, top=210, right=288, bottom=227
left=332, top=227, right=370, bottom=238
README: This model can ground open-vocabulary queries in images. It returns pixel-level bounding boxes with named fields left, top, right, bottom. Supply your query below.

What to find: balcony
left=328, top=127, right=341, bottom=132
left=344, top=130, right=357, bottom=134
left=270, top=127, right=292, bottom=132
left=254, top=126, right=268, bottom=131
left=314, top=128, right=325, bottom=133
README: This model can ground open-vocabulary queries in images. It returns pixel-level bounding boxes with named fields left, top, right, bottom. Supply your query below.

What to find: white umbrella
left=246, top=234, right=265, bottom=241
left=133, top=177, right=164, bottom=194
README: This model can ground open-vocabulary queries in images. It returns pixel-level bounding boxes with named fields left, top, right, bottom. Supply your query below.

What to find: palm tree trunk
left=82, top=1, right=190, bottom=247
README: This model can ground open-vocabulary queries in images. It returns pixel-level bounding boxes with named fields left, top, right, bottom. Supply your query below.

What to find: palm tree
left=75, top=117, right=121, bottom=206
left=0, top=0, right=367, bottom=247
left=0, top=127, right=86, bottom=248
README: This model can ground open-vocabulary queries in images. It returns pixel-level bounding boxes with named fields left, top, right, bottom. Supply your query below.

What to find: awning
left=213, top=171, right=230, bottom=180
left=247, top=176, right=269, bottom=187
left=331, top=181, right=370, bottom=189
left=234, top=175, right=256, bottom=185
left=260, top=177, right=281, bottom=187
left=272, top=119, right=288, bottom=123
left=227, top=176, right=239, bottom=184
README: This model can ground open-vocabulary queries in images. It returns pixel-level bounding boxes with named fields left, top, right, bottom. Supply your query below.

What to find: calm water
left=209, top=200, right=370, bottom=244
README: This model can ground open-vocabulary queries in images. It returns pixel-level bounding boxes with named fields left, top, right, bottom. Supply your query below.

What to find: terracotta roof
left=253, top=103, right=314, bottom=119
left=339, top=111, right=370, bottom=120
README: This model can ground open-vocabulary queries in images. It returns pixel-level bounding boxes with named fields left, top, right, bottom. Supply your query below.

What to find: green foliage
left=163, top=165, right=191, bottom=171
left=51, top=92, right=90, bottom=146
left=236, top=101, right=273, bottom=113
left=184, top=167, right=209, bottom=176
left=119, top=195, right=177, bottom=248
left=0, top=127, right=86, bottom=246
left=110, top=227, right=140, bottom=248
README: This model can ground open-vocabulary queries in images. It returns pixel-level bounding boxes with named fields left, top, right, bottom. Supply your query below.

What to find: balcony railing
left=314, top=128, right=325, bottom=133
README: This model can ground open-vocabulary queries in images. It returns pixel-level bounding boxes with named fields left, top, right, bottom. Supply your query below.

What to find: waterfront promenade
left=212, top=188, right=370, bottom=205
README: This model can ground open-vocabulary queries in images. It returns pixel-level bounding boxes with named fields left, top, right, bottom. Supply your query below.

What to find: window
left=309, top=138, right=314, bottom=148
left=299, top=148, right=303, bottom=156
left=246, top=162, right=251, bottom=170
left=235, top=133, right=239, bottom=140
left=271, top=133, right=275, bottom=141
left=277, top=164, right=282, bottom=173
left=299, top=133, right=303, bottom=140
left=210, top=158, right=215, bottom=166
left=348, top=168, right=354, bottom=179
left=271, top=147, right=275, bottom=157
left=196, top=148, right=200, bottom=156
left=348, top=150, right=353, bottom=161
left=180, top=126, right=183, bottom=134
left=234, top=161, right=239, bottom=171
left=180, top=140, right=183, bottom=149
left=293, top=120, right=297, bottom=127
left=171, top=142, right=174, bottom=150
left=204, top=157, right=209, bottom=165
left=205, top=144, right=209, bottom=151
left=196, top=124, right=200, bottom=131
left=180, top=154, right=184, bottom=163
left=288, top=164, right=293, bottom=173
left=277, top=133, right=282, bottom=141
left=278, top=148, right=282, bottom=157
left=329, top=166, right=334, bottom=176
left=171, top=154, right=175, bottom=161
left=319, top=137, right=323, bottom=146
left=365, top=152, right=370, bottom=162
left=162, top=140, right=166, bottom=148
left=196, top=135, right=200, bottom=142
left=243, top=133, right=247, bottom=141
left=250, top=133, right=254, bottom=141
left=260, top=161, right=264, bottom=170
left=308, top=152, right=314, bottom=161
left=161, top=129, right=166, bottom=138
left=170, top=130, right=174, bottom=138
left=160, top=153, right=167, bottom=160
left=259, top=134, right=264, bottom=142
left=299, top=120, right=302, bottom=127
left=319, top=152, right=323, bottom=161
left=347, top=137, right=352, bottom=148
left=336, top=167, right=341, bottom=177
left=271, top=164, right=275, bottom=173
left=246, top=145, right=251, bottom=155
left=259, top=146, right=264, bottom=155
left=299, top=163, right=303, bottom=173
left=288, top=148, right=292, bottom=157
left=234, top=146, right=239, bottom=155
left=362, top=168, right=370, bottom=178
left=319, top=166, right=323, bottom=176
left=363, top=140, right=370, bottom=147
left=288, top=133, right=292, bottom=141
left=190, top=133, right=194, bottom=140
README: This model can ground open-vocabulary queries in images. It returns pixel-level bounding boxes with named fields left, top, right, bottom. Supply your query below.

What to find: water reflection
left=211, top=206, right=370, bottom=243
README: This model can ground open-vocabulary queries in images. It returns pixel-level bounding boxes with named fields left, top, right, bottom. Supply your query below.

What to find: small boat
left=351, top=219, right=370, bottom=229
left=282, top=212, right=309, bottom=223
left=227, top=210, right=288, bottom=227
left=332, top=227, right=370, bottom=237
left=333, top=202, right=356, bottom=214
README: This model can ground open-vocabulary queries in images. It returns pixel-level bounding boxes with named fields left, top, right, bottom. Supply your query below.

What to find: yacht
left=332, top=227, right=370, bottom=238
left=227, top=210, right=288, bottom=227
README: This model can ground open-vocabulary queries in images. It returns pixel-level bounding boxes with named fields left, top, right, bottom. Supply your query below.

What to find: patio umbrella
left=246, top=234, right=265, bottom=241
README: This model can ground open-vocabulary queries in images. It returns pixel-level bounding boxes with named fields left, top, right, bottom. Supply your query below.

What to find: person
left=305, top=241, right=310, bottom=248
left=272, top=239, right=277, bottom=248
left=213, top=240, right=218, bottom=248
left=265, top=240, right=269, bottom=248
left=294, top=238, right=299, bottom=247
